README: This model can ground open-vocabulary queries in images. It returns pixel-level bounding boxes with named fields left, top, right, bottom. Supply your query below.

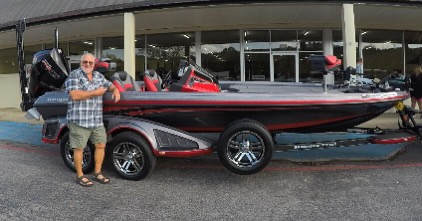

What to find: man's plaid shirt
left=65, top=68, right=111, bottom=128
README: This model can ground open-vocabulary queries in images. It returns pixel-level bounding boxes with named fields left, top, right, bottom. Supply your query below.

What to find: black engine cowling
left=28, top=48, right=69, bottom=99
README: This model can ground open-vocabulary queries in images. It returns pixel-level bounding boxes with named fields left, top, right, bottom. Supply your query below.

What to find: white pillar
left=358, top=30, right=364, bottom=71
left=144, top=35, right=148, bottom=71
left=95, top=37, right=103, bottom=58
left=240, top=29, right=245, bottom=81
left=195, top=31, right=201, bottom=66
left=342, top=4, right=356, bottom=69
left=322, top=29, right=333, bottom=55
left=358, top=30, right=363, bottom=59
left=124, top=12, right=136, bottom=79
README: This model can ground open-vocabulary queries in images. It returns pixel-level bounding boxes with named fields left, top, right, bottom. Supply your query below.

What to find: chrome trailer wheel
left=59, top=132, right=95, bottom=173
left=217, top=119, right=273, bottom=175
left=107, top=132, right=156, bottom=181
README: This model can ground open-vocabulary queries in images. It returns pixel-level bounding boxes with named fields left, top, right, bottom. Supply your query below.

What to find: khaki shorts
left=68, top=122, right=107, bottom=149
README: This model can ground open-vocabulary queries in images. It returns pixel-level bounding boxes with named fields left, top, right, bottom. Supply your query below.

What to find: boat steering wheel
left=162, top=70, right=175, bottom=89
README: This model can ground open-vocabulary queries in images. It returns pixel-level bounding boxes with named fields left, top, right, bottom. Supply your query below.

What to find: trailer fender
left=104, top=115, right=213, bottom=157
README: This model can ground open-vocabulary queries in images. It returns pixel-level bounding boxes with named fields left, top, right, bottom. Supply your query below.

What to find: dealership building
left=1, top=0, right=422, bottom=108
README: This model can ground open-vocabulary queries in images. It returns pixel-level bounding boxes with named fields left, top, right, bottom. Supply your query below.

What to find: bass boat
left=16, top=20, right=414, bottom=180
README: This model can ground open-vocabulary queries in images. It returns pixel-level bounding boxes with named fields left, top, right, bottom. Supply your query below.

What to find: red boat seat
left=308, top=55, right=342, bottom=72
left=143, top=70, right=163, bottom=92
left=94, top=61, right=110, bottom=75
left=325, top=55, right=342, bottom=71
left=111, top=71, right=140, bottom=92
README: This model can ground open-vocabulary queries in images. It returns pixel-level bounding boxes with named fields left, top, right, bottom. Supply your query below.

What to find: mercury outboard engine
left=28, top=48, right=69, bottom=99
left=16, top=19, right=69, bottom=111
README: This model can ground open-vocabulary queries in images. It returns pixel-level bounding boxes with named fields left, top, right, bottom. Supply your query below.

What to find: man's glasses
left=81, top=60, right=95, bottom=65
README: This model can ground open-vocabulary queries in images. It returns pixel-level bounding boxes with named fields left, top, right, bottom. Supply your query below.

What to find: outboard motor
left=28, top=48, right=69, bottom=99
left=16, top=19, right=69, bottom=111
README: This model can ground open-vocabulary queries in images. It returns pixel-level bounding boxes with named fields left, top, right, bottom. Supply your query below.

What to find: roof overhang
left=1, top=3, right=422, bottom=49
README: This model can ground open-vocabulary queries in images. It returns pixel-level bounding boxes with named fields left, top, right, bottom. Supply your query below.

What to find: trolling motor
left=395, top=102, right=422, bottom=139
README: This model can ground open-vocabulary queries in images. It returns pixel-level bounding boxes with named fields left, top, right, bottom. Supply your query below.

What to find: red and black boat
left=16, top=20, right=417, bottom=180
left=25, top=54, right=408, bottom=134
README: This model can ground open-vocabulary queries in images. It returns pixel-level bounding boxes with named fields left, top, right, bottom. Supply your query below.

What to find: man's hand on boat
left=109, top=85, right=120, bottom=103
left=69, top=86, right=120, bottom=103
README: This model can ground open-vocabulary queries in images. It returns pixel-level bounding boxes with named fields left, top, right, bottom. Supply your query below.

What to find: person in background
left=356, top=57, right=363, bottom=75
left=410, top=65, right=422, bottom=115
left=65, top=53, right=120, bottom=187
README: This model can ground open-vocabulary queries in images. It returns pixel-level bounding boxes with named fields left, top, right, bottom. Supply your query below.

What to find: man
left=356, top=57, right=363, bottom=75
left=65, top=53, right=120, bottom=187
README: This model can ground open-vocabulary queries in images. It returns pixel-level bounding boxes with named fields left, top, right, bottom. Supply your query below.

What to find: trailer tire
left=107, top=132, right=156, bottom=181
left=59, top=132, right=95, bottom=174
left=217, top=119, right=273, bottom=175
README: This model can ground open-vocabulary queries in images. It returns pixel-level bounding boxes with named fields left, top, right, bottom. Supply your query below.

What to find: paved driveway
left=1, top=141, right=422, bottom=220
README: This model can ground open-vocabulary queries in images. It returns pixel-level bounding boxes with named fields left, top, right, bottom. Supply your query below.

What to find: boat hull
left=32, top=89, right=408, bottom=133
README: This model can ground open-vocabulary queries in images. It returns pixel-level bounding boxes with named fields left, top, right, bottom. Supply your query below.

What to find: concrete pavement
left=0, top=107, right=43, bottom=124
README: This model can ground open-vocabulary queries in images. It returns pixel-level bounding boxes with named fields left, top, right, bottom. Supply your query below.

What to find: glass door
left=271, top=52, right=298, bottom=82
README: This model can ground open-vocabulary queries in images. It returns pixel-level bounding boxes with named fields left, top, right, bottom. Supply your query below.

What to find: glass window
left=298, top=30, right=322, bottom=51
left=361, top=30, right=403, bottom=79
left=201, top=30, right=240, bottom=81
left=244, top=53, right=270, bottom=81
left=273, top=53, right=296, bottom=82
left=271, top=30, right=298, bottom=51
left=65, top=40, right=96, bottom=71
left=135, top=35, right=146, bottom=80
left=332, top=30, right=343, bottom=59
left=102, top=36, right=145, bottom=80
left=69, top=40, right=95, bottom=55
left=146, top=32, right=195, bottom=79
left=299, top=52, right=326, bottom=83
left=102, top=37, right=124, bottom=75
left=404, top=31, right=422, bottom=75
left=244, top=30, right=270, bottom=52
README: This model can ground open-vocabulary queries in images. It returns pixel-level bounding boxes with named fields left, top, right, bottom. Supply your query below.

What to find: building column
left=358, top=30, right=363, bottom=59
left=240, top=29, right=245, bottom=81
left=195, top=31, right=201, bottom=66
left=358, top=30, right=364, bottom=71
left=124, top=12, right=136, bottom=79
left=144, top=35, right=148, bottom=71
left=95, top=37, right=103, bottom=59
left=322, top=29, right=333, bottom=55
left=342, top=4, right=356, bottom=69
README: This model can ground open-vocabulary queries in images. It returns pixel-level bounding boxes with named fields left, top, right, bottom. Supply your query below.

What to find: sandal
left=92, top=173, right=110, bottom=184
left=76, top=175, right=94, bottom=187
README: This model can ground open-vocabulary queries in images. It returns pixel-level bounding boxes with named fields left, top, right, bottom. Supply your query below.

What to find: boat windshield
left=189, top=58, right=208, bottom=74
left=188, top=58, right=219, bottom=84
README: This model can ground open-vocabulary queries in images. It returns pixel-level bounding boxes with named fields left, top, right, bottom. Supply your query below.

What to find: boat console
left=167, top=60, right=221, bottom=93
